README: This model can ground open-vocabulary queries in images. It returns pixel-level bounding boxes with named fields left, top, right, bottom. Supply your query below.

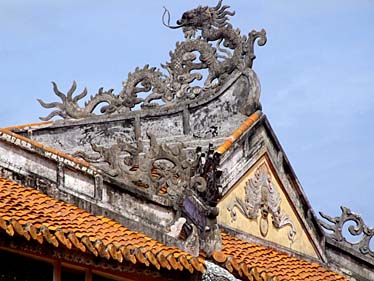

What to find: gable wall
left=217, top=155, right=319, bottom=258
left=215, top=117, right=326, bottom=260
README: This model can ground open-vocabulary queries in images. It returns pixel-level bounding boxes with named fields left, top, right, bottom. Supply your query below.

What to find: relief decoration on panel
left=227, top=163, right=296, bottom=241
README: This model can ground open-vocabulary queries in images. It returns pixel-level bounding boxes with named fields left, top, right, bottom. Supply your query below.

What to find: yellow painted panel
left=217, top=155, right=319, bottom=258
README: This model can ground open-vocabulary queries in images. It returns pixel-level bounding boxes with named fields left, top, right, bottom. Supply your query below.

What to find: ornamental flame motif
left=227, top=163, right=296, bottom=241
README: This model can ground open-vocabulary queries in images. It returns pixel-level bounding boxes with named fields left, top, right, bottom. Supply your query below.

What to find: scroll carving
left=38, top=1, right=266, bottom=120
left=319, top=206, right=374, bottom=259
left=75, top=135, right=223, bottom=255
left=74, top=133, right=222, bottom=207
left=227, top=163, right=296, bottom=241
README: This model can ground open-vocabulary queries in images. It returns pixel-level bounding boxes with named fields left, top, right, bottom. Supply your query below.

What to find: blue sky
left=1, top=1, right=373, bottom=228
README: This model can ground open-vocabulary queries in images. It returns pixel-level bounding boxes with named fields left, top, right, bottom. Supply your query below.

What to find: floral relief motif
left=227, top=163, right=296, bottom=241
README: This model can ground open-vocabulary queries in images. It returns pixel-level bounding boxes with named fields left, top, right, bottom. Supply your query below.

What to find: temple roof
left=0, top=1, right=371, bottom=280
left=215, top=233, right=347, bottom=281
left=0, top=176, right=204, bottom=274
left=0, top=176, right=347, bottom=280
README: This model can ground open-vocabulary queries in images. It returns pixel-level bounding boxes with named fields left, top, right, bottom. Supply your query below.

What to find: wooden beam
left=85, top=269, right=92, bottom=281
left=53, top=261, right=61, bottom=281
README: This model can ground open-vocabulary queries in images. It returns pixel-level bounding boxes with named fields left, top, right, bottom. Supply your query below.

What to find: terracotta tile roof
left=0, top=177, right=351, bottom=280
left=215, top=111, right=262, bottom=155
left=212, top=233, right=348, bottom=281
left=0, top=177, right=205, bottom=274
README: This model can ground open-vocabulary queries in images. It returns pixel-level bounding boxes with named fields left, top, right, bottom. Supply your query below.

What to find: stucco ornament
left=319, top=206, right=374, bottom=259
left=38, top=0, right=266, bottom=120
left=74, top=132, right=222, bottom=206
left=202, top=261, right=241, bottom=281
left=227, top=163, right=296, bottom=241
left=75, top=134, right=223, bottom=255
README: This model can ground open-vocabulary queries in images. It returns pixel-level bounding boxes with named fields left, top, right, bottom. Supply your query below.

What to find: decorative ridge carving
left=227, top=163, right=296, bottom=241
left=38, top=1, right=266, bottom=121
left=319, top=206, right=374, bottom=261
left=74, top=133, right=222, bottom=204
left=74, top=133, right=223, bottom=255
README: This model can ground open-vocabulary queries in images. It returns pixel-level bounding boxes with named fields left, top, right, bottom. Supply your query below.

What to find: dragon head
left=163, top=0, right=235, bottom=39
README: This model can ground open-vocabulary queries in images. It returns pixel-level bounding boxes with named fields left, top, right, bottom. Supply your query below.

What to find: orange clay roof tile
left=213, top=232, right=348, bottom=281
left=215, top=111, right=262, bottom=155
left=0, top=177, right=204, bottom=274
left=0, top=176, right=351, bottom=280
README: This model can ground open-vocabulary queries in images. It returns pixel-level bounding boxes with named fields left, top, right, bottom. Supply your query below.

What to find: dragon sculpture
left=38, top=1, right=266, bottom=120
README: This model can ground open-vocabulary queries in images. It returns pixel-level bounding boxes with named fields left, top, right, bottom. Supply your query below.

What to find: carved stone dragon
left=38, top=1, right=266, bottom=120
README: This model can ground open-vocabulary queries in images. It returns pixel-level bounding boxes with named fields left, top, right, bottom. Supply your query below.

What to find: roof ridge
left=0, top=128, right=90, bottom=168
left=3, top=121, right=54, bottom=131
left=215, top=111, right=262, bottom=155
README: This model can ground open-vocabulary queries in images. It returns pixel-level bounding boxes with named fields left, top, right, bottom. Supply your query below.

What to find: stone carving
left=38, top=1, right=266, bottom=120
left=167, top=217, right=187, bottom=239
left=75, top=131, right=188, bottom=195
left=227, top=163, right=296, bottom=241
left=38, top=82, right=120, bottom=121
left=202, top=261, right=240, bottom=281
left=319, top=206, right=374, bottom=259
left=76, top=134, right=223, bottom=255
left=166, top=218, right=200, bottom=257
left=75, top=132, right=222, bottom=207
left=194, top=144, right=222, bottom=206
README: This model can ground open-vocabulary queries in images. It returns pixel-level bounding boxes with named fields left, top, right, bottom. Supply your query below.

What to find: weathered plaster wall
left=325, top=242, right=374, bottom=281
left=0, top=136, right=176, bottom=244
left=22, top=74, right=251, bottom=159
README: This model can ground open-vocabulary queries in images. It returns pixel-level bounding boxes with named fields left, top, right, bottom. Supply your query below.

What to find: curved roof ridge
left=0, top=128, right=90, bottom=169
left=3, top=121, right=54, bottom=131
